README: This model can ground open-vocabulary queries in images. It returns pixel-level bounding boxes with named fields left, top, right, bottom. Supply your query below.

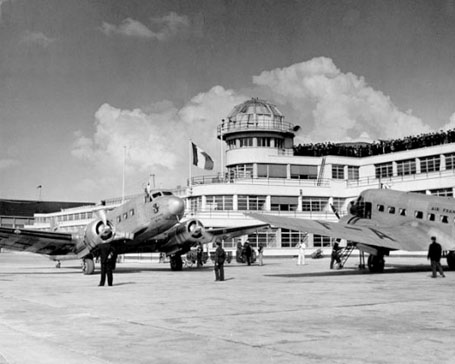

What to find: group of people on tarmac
left=95, top=235, right=446, bottom=286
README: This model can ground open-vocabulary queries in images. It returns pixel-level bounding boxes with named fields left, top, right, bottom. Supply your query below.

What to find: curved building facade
left=188, top=98, right=455, bottom=254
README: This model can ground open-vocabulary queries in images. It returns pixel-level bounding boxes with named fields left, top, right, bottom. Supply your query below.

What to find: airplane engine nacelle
left=83, top=219, right=116, bottom=250
left=163, top=219, right=205, bottom=255
left=174, top=219, right=205, bottom=242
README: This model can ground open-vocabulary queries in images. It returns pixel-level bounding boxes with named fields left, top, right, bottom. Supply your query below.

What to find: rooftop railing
left=217, top=119, right=296, bottom=137
left=189, top=168, right=455, bottom=189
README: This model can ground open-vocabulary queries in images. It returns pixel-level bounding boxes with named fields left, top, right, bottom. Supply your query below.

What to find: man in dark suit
left=98, top=243, right=116, bottom=286
left=214, top=239, right=226, bottom=281
left=427, top=236, right=445, bottom=278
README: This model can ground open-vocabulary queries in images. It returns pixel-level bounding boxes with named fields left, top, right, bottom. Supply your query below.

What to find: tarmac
left=0, top=251, right=453, bottom=364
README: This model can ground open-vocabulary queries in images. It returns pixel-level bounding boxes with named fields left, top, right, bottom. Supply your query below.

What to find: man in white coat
left=297, top=240, right=306, bottom=265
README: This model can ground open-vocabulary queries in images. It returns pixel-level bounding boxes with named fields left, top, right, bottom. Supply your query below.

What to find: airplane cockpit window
left=163, top=191, right=173, bottom=196
left=349, top=197, right=372, bottom=219
left=152, top=192, right=162, bottom=199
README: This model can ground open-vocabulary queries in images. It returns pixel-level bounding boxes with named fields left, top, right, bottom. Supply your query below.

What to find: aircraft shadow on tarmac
left=266, top=264, right=434, bottom=278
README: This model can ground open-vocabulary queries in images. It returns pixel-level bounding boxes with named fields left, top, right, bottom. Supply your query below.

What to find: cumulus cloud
left=72, top=86, right=245, bottom=195
left=253, top=57, right=431, bottom=142
left=101, top=12, right=190, bottom=41
left=20, top=31, right=55, bottom=47
left=442, top=112, right=455, bottom=131
left=72, top=103, right=180, bottom=173
left=72, top=57, right=445, bottom=196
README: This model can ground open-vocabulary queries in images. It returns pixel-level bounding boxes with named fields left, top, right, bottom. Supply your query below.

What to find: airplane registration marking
left=431, top=206, right=455, bottom=214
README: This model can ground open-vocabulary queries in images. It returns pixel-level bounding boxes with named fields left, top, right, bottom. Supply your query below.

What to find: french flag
left=191, top=142, right=214, bottom=170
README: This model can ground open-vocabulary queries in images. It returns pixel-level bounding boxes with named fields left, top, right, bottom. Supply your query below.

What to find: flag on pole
left=191, top=142, right=214, bottom=170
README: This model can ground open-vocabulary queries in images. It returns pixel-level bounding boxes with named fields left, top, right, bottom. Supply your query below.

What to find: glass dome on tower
left=226, top=98, right=283, bottom=123
left=217, top=97, right=296, bottom=140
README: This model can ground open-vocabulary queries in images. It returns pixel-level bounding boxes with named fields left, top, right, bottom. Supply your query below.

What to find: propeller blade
left=328, top=197, right=340, bottom=220
left=96, top=209, right=107, bottom=225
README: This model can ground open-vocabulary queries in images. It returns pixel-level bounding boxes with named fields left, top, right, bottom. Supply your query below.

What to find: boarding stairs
left=338, top=242, right=356, bottom=267
left=316, top=157, right=326, bottom=186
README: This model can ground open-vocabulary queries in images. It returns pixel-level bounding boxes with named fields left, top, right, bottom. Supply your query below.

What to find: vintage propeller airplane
left=249, top=188, right=455, bottom=273
left=0, top=190, right=268, bottom=274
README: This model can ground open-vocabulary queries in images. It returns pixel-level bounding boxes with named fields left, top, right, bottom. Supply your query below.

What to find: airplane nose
left=168, top=197, right=185, bottom=217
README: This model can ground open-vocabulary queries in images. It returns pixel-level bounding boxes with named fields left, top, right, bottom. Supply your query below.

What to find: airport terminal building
left=15, top=98, right=455, bottom=256
left=186, top=98, right=455, bottom=253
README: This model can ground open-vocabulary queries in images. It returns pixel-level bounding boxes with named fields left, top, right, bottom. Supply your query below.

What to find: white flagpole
left=122, top=145, right=126, bottom=203
left=220, top=121, right=224, bottom=180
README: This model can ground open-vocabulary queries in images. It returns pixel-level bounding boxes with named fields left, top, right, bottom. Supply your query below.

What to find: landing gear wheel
left=367, top=254, right=385, bottom=273
left=82, top=258, right=95, bottom=275
left=447, top=251, right=455, bottom=270
left=170, top=255, right=183, bottom=271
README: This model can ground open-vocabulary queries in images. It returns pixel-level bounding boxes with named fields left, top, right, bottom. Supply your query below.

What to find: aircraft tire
left=367, top=254, right=385, bottom=273
left=82, top=258, right=95, bottom=275
left=447, top=251, right=455, bottom=270
left=170, top=255, right=183, bottom=271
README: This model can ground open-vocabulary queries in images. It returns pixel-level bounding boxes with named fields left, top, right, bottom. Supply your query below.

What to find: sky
left=2, top=0, right=455, bottom=202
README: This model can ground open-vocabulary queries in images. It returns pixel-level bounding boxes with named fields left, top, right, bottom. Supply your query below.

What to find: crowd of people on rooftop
left=294, top=128, right=455, bottom=158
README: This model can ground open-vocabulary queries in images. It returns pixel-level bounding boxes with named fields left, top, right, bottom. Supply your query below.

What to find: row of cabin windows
left=376, top=204, right=451, bottom=224
left=116, top=209, right=135, bottom=223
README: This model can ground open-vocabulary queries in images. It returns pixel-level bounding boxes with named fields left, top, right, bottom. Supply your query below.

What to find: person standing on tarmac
left=196, top=242, right=203, bottom=268
left=98, top=243, right=116, bottom=286
left=214, top=239, right=226, bottom=281
left=257, top=243, right=264, bottom=266
left=244, top=241, right=253, bottom=266
left=427, top=236, right=445, bottom=278
left=297, top=240, right=306, bottom=265
left=330, top=242, right=342, bottom=269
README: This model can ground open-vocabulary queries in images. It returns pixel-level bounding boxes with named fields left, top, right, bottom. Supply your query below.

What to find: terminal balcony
left=217, top=118, right=298, bottom=139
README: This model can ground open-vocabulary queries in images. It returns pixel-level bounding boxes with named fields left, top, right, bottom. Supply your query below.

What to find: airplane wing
left=201, top=223, right=270, bottom=243
left=0, top=227, right=77, bottom=256
left=247, top=213, right=455, bottom=252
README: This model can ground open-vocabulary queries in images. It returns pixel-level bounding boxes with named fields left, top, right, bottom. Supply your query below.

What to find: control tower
left=217, top=98, right=299, bottom=179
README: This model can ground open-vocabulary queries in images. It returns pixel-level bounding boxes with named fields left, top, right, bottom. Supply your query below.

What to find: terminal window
left=290, top=165, right=317, bottom=179
left=332, top=164, right=344, bottom=179
left=301, top=197, right=328, bottom=212
left=444, top=153, right=455, bottom=170
left=281, top=229, right=305, bottom=247
left=271, top=196, right=298, bottom=211
left=238, top=195, right=266, bottom=211
left=420, top=155, right=441, bottom=173
left=347, top=166, right=359, bottom=180
left=206, top=195, right=233, bottom=211
left=397, top=158, right=416, bottom=176
left=313, top=234, right=332, bottom=248
left=257, top=163, right=287, bottom=178
left=375, top=162, right=393, bottom=179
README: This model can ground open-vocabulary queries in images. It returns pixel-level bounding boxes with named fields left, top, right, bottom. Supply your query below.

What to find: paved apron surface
left=0, top=252, right=453, bottom=364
